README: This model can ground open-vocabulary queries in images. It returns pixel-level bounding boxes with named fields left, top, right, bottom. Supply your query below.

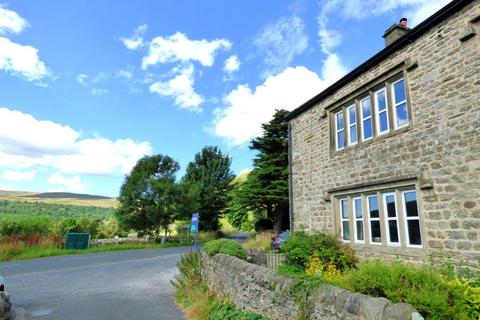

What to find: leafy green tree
left=182, top=146, right=234, bottom=231
left=237, top=109, right=290, bottom=233
left=226, top=181, right=249, bottom=230
left=116, top=155, right=182, bottom=238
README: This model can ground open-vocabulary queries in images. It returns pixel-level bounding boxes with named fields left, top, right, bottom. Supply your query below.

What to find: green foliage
left=281, top=232, right=355, bottom=270
left=277, top=263, right=305, bottom=276
left=0, top=216, right=53, bottom=237
left=208, top=300, right=268, bottom=320
left=97, top=219, right=121, bottom=239
left=116, top=154, right=183, bottom=238
left=0, top=199, right=114, bottom=220
left=226, top=182, right=249, bottom=230
left=182, top=146, right=234, bottom=232
left=171, top=251, right=203, bottom=299
left=340, top=260, right=475, bottom=320
left=233, top=110, right=290, bottom=233
left=204, top=239, right=247, bottom=260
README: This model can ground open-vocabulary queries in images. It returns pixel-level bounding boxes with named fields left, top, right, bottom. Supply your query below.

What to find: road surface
left=1, top=246, right=193, bottom=320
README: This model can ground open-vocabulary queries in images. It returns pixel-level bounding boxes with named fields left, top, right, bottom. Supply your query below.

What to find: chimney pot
left=383, top=18, right=410, bottom=46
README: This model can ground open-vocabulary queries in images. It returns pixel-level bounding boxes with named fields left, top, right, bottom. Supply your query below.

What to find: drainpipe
left=288, top=122, right=294, bottom=232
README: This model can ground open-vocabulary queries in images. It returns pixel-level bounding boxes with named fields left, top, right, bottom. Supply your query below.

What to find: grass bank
left=0, top=242, right=190, bottom=262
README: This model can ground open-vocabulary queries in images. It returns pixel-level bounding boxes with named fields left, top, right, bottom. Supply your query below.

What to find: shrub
left=0, top=216, right=53, bottom=238
left=281, top=232, right=355, bottom=270
left=204, top=239, right=247, bottom=260
left=340, top=260, right=474, bottom=319
left=208, top=299, right=268, bottom=320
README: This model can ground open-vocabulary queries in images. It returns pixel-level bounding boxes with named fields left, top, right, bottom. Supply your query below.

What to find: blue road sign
left=191, top=213, right=199, bottom=250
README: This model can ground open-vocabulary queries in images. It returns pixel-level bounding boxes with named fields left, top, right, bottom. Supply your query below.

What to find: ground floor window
left=336, top=187, right=422, bottom=248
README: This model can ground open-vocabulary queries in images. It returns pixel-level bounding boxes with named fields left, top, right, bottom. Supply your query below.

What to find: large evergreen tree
left=237, top=109, right=290, bottom=233
left=116, top=155, right=182, bottom=238
left=182, top=146, right=234, bottom=231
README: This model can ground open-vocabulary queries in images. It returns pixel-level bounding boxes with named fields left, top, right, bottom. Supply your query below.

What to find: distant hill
left=0, top=190, right=118, bottom=208
left=21, top=192, right=112, bottom=200
left=233, top=170, right=250, bottom=184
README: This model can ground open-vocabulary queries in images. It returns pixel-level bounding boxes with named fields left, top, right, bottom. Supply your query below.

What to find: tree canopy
left=182, top=146, right=234, bottom=231
left=233, top=109, right=290, bottom=233
left=116, top=154, right=182, bottom=237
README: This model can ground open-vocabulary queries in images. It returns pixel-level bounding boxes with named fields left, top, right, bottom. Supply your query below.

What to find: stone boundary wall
left=89, top=236, right=151, bottom=247
left=202, top=254, right=423, bottom=320
left=0, top=292, right=14, bottom=320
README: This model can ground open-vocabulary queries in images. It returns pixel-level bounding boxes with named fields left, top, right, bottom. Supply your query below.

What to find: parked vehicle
left=0, top=274, right=4, bottom=292
left=271, top=230, right=290, bottom=251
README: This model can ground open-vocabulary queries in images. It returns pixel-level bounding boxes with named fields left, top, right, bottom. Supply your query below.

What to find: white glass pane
left=341, top=199, right=349, bottom=219
left=394, top=79, right=406, bottom=103
left=356, top=221, right=364, bottom=241
left=385, top=195, right=396, bottom=218
left=354, top=198, right=362, bottom=218
left=379, top=111, right=388, bottom=132
left=348, top=106, right=356, bottom=123
left=388, top=220, right=399, bottom=243
left=371, top=221, right=381, bottom=243
left=368, top=196, right=379, bottom=218
left=376, top=90, right=387, bottom=111
left=337, top=130, right=345, bottom=149
left=350, top=124, right=357, bottom=144
left=363, top=118, right=372, bottom=139
left=342, top=221, right=350, bottom=240
left=407, top=220, right=421, bottom=245
left=404, top=192, right=418, bottom=217
left=361, top=98, right=371, bottom=118
left=336, top=112, right=344, bottom=129
left=395, top=102, right=408, bottom=128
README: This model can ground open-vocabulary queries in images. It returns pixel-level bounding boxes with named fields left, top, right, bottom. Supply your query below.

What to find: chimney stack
left=383, top=18, right=410, bottom=46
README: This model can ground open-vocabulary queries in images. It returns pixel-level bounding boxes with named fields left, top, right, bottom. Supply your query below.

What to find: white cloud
left=149, top=64, right=204, bottom=112
left=0, top=6, right=27, bottom=34
left=90, top=88, right=110, bottom=96
left=253, top=16, right=308, bottom=77
left=47, top=173, right=86, bottom=193
left=223, top=55, right=240, bottom=74
left=0, top=37, right=48, bottom=81
left=121, top=24, right=148, bottom=50
left=142, top=32, right=231, bottom=69
left=116, top=69, right=133, bottom=81
left=76, top=73, right=88, bottom=85
left=2, top=169, right=35, bottom=181
left=0, top=107, right=152, bottom=176
left=213, top=62, right=347, bottom=145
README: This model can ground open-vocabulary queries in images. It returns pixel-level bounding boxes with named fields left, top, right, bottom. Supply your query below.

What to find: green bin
left=65, top=233, right=90, bottom=250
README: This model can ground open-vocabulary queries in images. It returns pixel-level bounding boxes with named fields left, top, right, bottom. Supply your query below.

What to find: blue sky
left=0, top=0, right=450, bottom=197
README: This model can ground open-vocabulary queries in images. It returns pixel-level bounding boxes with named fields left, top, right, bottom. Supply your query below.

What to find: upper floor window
left=335, top=111, right=345, bottom=150
left=332, top=74, right=410, bottom=151
left=392, top=78, right=409, bottom=129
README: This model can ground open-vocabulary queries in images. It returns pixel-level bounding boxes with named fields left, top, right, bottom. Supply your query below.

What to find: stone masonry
left=288, top=0, right=480, bottom=264
left=202, top=254, right=423, bottom=320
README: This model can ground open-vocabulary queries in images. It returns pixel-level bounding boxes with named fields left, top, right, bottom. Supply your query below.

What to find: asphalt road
left=1, top=246, right=194, bottom=320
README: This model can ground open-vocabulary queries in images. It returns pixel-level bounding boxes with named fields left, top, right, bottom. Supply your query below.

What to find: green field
left=0, top=190, right=117, bottom=221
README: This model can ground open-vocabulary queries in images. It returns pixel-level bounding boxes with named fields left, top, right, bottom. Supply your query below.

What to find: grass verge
left=0, top=242, right=190, bottom=262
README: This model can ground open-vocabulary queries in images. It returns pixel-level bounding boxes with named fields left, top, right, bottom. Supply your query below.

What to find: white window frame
left=346, top=104, right=357, bottom=146
left=335, top=110, right=345, bottom=151
left=401, top=190, right=423, bottom=248
left=383, top=192, right=400, bottom=247
left=353, top=197, right=364, bottom=243
left=367, top=195, right=382, bottom=245
left=374, top=88, right=390, bottom=135
left=339, top=198, right=350, bottom=242
left=360, top=96, right=373, bottom=141
left=391, top=78, right=409, bottom=130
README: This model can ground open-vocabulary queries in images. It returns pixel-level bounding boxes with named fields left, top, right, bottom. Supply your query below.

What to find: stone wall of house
left=289, top=0, right=480, bottom=263
left=202, top=254, right=422, bottom=320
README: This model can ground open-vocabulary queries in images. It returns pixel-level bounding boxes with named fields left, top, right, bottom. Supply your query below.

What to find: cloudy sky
left=0, top=0, right=450, bottom=196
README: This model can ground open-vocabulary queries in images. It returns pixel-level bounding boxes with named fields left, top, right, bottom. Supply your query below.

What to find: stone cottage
left=285, top=0, right=480, bottom=263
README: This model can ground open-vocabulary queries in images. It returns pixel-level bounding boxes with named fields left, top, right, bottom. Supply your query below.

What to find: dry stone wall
left=202, top=254, right=423, bottom=320
left=289, top=0, right=480, bottom=263
left=0, top=292, right=14, bottom=320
